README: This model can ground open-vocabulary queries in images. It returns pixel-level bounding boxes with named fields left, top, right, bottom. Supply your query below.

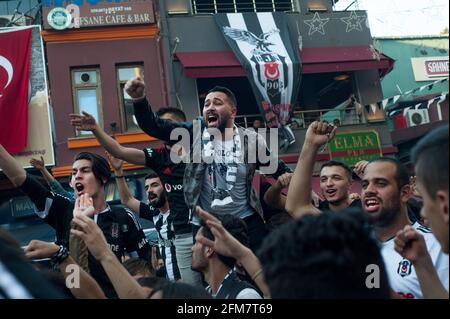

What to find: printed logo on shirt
left=165, top=183, right=183, bottom=193
left=138, top=238, right=148, bottom=249
left=111, top=223, right=120, bottom=239
left=397, top=259, right=412, bottom=277
left=108, top=243, right=120, bottom=252
left=163, top=167, right=172, bottom=175
left=146, top=148, right=154, bottom=157
left=121, top=224, right=129, bottom=233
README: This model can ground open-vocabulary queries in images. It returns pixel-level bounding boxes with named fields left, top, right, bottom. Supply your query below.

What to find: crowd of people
left=0, top=76, right=448, bottom=299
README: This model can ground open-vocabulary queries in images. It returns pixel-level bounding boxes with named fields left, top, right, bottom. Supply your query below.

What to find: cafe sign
left=328, top=130, right=383, bottom=166
left=42, top=0, right=155, bottom=30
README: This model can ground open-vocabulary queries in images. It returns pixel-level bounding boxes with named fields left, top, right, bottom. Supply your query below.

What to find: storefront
left=158, top=0, right=397, bottom=167
left=41, top=0, right=166, bottom=181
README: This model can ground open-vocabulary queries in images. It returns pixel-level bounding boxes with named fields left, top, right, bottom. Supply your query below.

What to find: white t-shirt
left=380, top=222, right=449, bottom=299
left=236, top=288, right=263, bottom=299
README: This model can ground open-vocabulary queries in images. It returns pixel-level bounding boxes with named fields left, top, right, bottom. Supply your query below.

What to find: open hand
left=195, top=207, right=248, bottom=260
left=70, top=112, right=97, bottom=132
left=353, top=160, right=369, bottom=179
left=73, top=194, right=96, bottom=218
left=30, top=156, right=45, bottom=171
left=106, top=151, right=123, bottom=172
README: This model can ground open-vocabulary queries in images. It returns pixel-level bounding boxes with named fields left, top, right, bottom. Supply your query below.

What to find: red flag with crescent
left=0, top=28, right=32, bottom=153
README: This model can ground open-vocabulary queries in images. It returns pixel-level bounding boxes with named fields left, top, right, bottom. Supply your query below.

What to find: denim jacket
left=134, top=98, right=291, bottom=221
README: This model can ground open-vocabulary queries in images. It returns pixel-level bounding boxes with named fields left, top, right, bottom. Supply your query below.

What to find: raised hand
left=106, top=151, right=123, bottom=172
left=349, top=193, right=361, bottom=202
left=353, top=160, right=369, bottom=179
left=409, top=176, right=421, bottom=198
left=276, top=172, right=293, bottom=189
left=30, top=156, right=45, bottom=171
left=124, top=77, right=146, bottom=100
left=305, top=121, right=337, bottom=148
left=71, top=214, right=110, bottom=262
left=70, top=111, right=97, bottom=132
left=73, top=194, right=96, bottom=218
left=24, top=240, right=59, bottom=259
left=394, top=225, right=429, bottom=263
left=195, top=206, right=247, bottom=260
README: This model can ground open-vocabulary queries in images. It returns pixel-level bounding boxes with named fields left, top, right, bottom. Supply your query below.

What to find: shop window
left=193, top=0, right=294, bottom=14
left=72, top=68, right=102, bottom=136
left=117, top=65, right=144, bottom=132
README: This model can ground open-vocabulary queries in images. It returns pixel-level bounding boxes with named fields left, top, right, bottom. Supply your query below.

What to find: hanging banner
left=0, top=28, right=32, bottom=153
left=215, top=12, right=301, bottom=130
left=0, top=26, right=55, bottom=169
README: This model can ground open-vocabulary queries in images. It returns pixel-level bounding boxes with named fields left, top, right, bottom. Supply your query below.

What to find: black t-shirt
left=318, top=198, right=362, bottom=211
left=19, top=174, right=151, bottom=298
left=143, top=146, right=191, bottom=235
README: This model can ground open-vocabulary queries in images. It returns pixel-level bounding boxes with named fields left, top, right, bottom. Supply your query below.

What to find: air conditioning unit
left=405, top=109, right=430, bottom=127
left=0, top=15, right=27, bottom=27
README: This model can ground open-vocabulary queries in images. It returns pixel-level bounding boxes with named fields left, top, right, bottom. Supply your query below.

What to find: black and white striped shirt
left=139, top=203, right=180, bottom=281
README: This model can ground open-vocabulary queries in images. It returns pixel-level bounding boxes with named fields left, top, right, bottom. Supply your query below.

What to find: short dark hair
left=200, top=214, right=249, bottom=269
left=208, top=86, right=237, bottom=107
left=369, top=157, right=410, bottom=189
left=123, top=257, right=154, bottom=277
left=259, top=209, right=390, bottom=298
left=411, top=125, right=449, bottom=198
left=156, top=107, right=187, bottom=122
left=144, top=171, right=160, bottom=181
left=74, top=152, right=111, bottom=185
left=320, top=160, right=352, bottom=181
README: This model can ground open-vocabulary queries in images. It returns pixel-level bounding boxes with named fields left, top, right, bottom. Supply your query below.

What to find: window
left=117, top=65, right=144, bottom=132
left=72, top=68, right=102, bottom=136
left=192, top=0, right=295, bottom=14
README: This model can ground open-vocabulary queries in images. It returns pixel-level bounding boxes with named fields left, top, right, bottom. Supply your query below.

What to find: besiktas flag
left=215, top=12, right=301, bottom=130
left=0, top=28, right=32, bottom=153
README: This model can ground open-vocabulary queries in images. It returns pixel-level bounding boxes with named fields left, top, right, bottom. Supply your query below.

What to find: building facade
left=1, top=0, right=408, bottom=243
left=375, top=35, right=449, bottom=163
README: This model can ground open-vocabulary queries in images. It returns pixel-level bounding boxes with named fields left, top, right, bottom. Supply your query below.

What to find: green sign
left=328, top=130, right=382, bottom=166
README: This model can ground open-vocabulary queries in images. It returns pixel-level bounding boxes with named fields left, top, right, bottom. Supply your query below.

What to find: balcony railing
left=235, top=107, right=362, bottom=129
left=192, top=0, right=295, bottom=14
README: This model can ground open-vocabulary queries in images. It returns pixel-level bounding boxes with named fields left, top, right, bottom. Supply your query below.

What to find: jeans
left=174, top=232, right=203, bottom=288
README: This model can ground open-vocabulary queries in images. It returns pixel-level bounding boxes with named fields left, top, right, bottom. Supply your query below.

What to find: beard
left=149, top=191, right=167, bottom=209
left=369, top=198, right=401, bottom=228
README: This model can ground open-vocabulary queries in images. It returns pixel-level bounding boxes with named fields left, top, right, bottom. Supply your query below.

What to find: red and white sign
left=0, top=28, right=32, bottom=153
left=425, top=60, right=449, bottom=76
left=411, top=56, right=449, bottom=82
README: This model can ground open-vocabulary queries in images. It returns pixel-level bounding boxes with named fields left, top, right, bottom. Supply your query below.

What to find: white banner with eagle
left=215, top=12, right=301, bottom=147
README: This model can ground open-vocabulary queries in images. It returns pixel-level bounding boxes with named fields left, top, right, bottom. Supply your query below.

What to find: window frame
left=116, top=64, right=144, bottom=133
left=71, top=68, right=103, bottom=137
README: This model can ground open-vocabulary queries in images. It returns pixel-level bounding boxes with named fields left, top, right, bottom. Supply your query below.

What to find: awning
left=175, top=45, right=394, bottom=78
left=175, top=52, right=244, bottom=78
left=299, top=45, right=395, bottom=76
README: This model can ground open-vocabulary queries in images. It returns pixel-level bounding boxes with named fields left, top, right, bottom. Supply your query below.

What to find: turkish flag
left=0, top=28, right=32, bottom=153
